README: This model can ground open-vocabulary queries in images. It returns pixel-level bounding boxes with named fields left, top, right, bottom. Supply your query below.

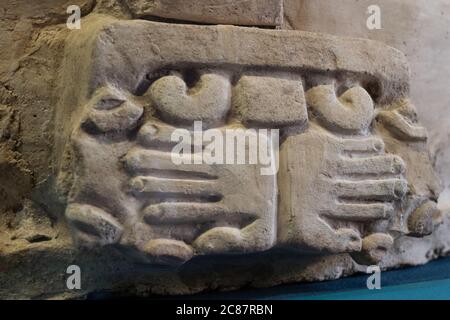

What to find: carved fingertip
left=352, top=233, right=393, bottom=265
left=373, top=139, right=385, bottom=152
left=129, top=177, right=145, bottom=193
left=392, top=156, right=406, bottom=174
left=336, top=229, right=362, bottom=252
left=408, top=201, right=442, bottom=237
left=65, top=204, right=123, bottom=247
left=142, top=239, right=194, bottom=266
left=383, top=204, right=395, bottom=219
left=393, top=180, right=408, bottom=199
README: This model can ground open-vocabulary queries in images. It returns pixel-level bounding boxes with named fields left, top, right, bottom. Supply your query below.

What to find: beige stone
left=0, top=1, right=448, bottom=299
left=150, top=72, right=231, bottom=128
left=123, top=0, right=283, bottom=26
left=232, top=75, right=307, bottom=128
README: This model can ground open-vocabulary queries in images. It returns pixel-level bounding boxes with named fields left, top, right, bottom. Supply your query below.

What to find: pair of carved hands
left=64, top=70, right=439, bottom=266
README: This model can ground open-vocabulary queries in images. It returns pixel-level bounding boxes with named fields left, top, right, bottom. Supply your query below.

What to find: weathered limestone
left=52, top=16, right=443, bottom=265
left=150, top=72, right=231, bottom=128
left=123, top=0, right=284, bottom=26
left=0, top=1, right=448, bottom=299
left=232, top=75, right=307, bottom=128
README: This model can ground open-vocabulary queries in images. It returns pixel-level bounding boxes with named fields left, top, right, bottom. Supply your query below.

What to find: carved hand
left=122, top=120, right=277, bottom=263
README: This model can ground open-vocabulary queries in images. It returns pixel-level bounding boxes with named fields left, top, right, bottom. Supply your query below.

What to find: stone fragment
left=9, top=200, right=57, bottom=243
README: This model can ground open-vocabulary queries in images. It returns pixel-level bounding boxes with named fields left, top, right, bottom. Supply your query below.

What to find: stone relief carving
left=0, top=14, right=443, bottom=299
left=52, top=18, right=442, bottom=270
left=1, top=0, right=449, bottom=300
left=375, top=100, right=443, bottom=238
left=278, top=85, right=407, bottom=263
left=64, top=72, right=278, bottom=265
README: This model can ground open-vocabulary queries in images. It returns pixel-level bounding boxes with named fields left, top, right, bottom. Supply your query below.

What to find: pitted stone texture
left=124, top=0, right=283, bottom=26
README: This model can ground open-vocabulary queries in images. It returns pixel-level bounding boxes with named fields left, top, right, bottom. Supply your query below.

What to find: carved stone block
left=52, top=16, right=441, bottom=267
left=1, top=11, right=447, bottom=299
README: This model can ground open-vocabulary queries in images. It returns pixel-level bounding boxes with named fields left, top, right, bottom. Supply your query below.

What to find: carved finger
left=306, top=85, right=374, bottom=133
left=323, top=203, right=394, bottom=221
left=143, top=202, right=231, bottom=225
left=138, top=121, right=178, bottom=147
left=150, top=73, right=231, bottom=127
left=142, top=239, right=193, bottom=266
left=407, top=201, right=443, bottom=237
left=341, top=137, right=384, bottom=154
left=335, top=179, right=408, bottom=201
left=330, top=228, right=362, bottom=253
left=278, top=217, right=362, bottom=253
left=85, top=102, right=143, bottom=132
left=351, top=233, right=394, bottom=265
left=123, top=148, right=216, bottom=178
left=377, top=110, right=428, bottom=141
left=193, top=227, right=246, bottom=254
left=65, top=204, right=123, bottom=247
left=137, top=121, right=205, bottom=150
left=129, top=176, right=218, bottom=198
left=336, top=155, right=405, bottom=176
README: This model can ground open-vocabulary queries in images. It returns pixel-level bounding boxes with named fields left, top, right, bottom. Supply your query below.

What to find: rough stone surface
left=123, top=0, right=284, bottom=26
left=232, top=75, right=307, bottom=128
left=0, top=1, right=449, bottom=299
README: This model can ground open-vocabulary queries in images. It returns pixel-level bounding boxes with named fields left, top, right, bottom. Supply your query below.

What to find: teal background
left=89, top=256, right=450, bottom=300
left=188, top=256, right=450, bottom=300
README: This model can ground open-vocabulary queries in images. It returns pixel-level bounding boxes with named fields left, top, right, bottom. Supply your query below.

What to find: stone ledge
left=123, top=0, right=283, bottom=27
left=1, top=213, right=449, bottom=299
